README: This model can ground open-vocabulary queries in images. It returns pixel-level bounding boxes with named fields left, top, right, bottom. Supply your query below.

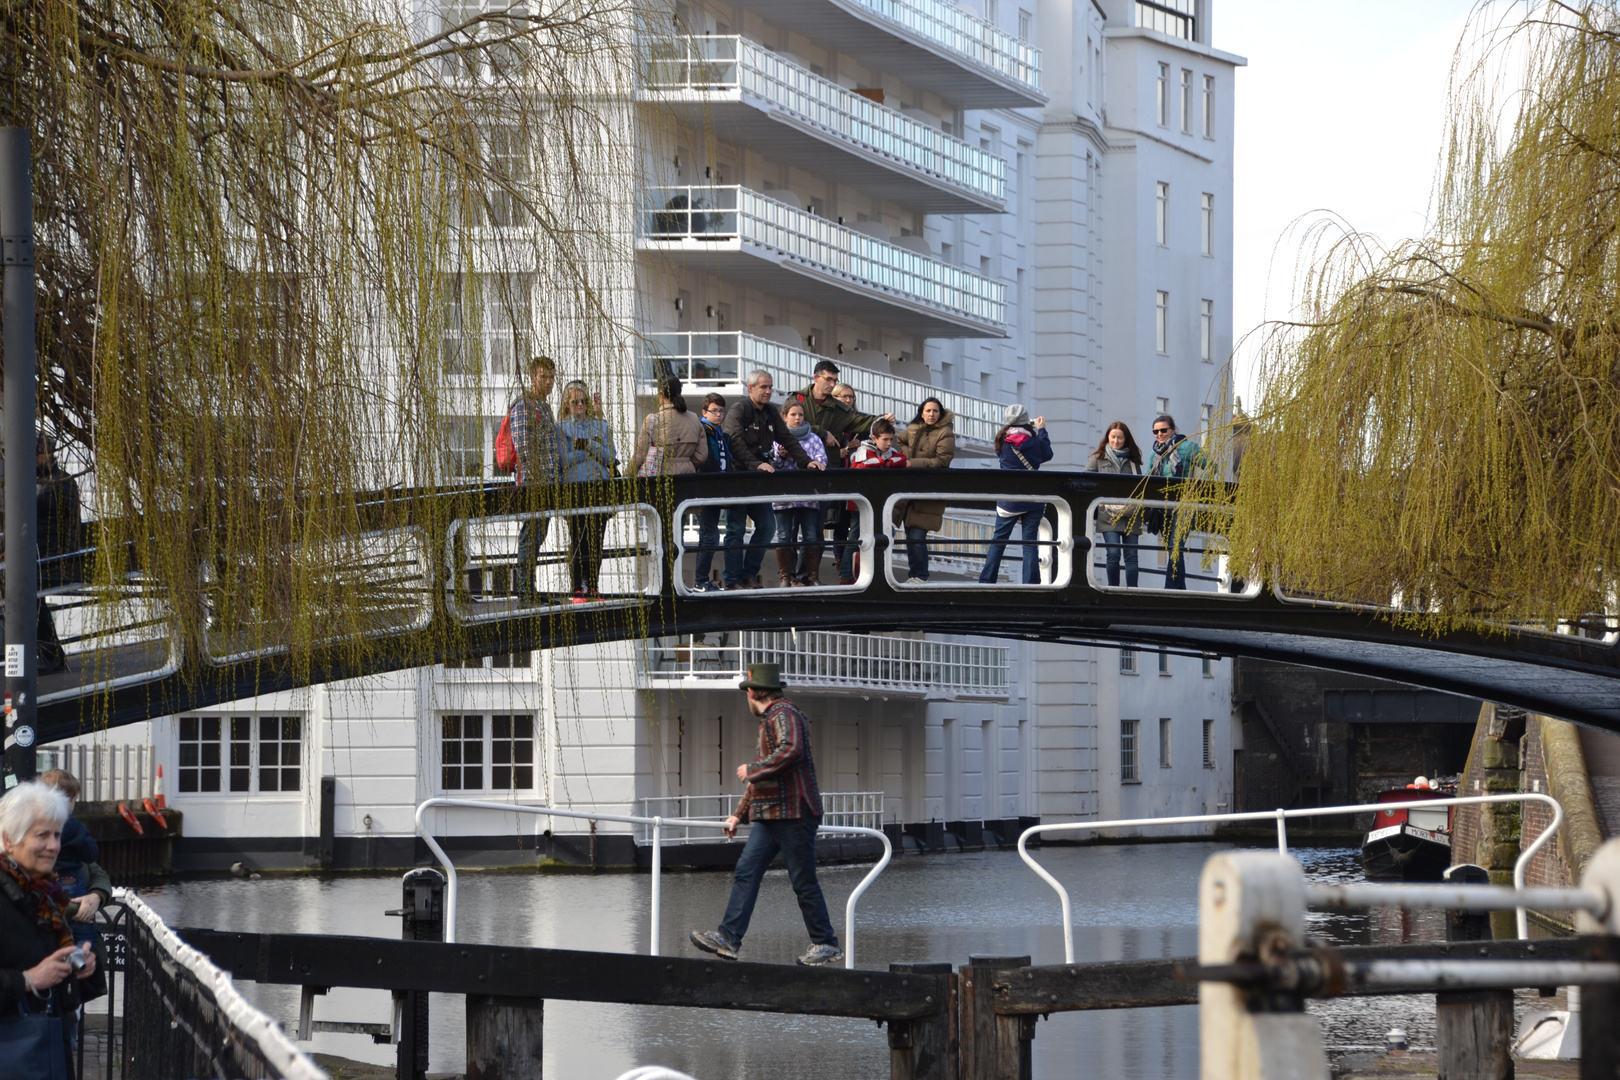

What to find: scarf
left=786, top=422, right=812, bottom=440
left=1, top=857, right=73, bottom=950
left=1105, top=446, right=1130, bottom=469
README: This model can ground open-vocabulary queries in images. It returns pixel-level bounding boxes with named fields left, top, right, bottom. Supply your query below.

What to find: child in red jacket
left=849, top=419, right=908, bottom=469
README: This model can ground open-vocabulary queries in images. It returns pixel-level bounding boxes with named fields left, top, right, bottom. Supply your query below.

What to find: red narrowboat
left=1361, top=776, right=1455, bottom=880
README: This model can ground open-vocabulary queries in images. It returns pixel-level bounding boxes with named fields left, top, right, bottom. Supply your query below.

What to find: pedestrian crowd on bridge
left=502, top=353, right=1206, bottom=597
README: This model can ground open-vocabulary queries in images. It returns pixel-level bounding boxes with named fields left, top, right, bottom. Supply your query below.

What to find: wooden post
left=889, top=962, right=956, bottom=1080
left=466, top=995, right=544, bottom=1080
left=960, top=954, right=1030, bottom=1080
left=1437, top=864, right=1513, bottom=1080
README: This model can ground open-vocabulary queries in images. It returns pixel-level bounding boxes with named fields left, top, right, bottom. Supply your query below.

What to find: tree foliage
left=1207, top=1, right=1620, bottom=631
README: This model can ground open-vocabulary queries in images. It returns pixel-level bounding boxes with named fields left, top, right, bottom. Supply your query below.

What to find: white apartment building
left=46, top=0, right=1245, bottom=867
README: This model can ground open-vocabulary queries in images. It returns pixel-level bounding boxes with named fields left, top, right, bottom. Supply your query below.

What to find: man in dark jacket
left=782, top=360, right=891, bottom=448
left=689, top=663, right=841, bottom=966
left=719, top=370, right=823, bottom=588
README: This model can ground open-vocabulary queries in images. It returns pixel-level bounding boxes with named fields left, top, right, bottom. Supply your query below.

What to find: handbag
left=0, top=1001, right=70, bottom=1080
left=635, top=414, right=665, bottom=478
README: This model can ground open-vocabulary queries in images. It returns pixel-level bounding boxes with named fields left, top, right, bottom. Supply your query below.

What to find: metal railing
left=642, top=330, right=1008, bottom=446
left=641, top=630, right=1010, bottom=696
left=845, top=0, right=1042, bottom=91
left=642, top=185, right=1006, bottom=328
left=643, top=36, right=1005, bottom=203
left=37, top=742, right=160, bottom=802
left=637, top=790, right=884, bottom=843
left=415, top=798, right=892, bottom=968
left=1019, top=793, right=1567, bottom=963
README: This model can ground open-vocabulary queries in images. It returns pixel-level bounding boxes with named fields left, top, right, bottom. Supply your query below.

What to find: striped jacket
left=734, top=697, right=822, bottom=822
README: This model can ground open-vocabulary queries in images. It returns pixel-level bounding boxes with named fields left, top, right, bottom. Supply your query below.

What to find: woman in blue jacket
left=978, top=405, right=1053, bottom=584
left=557, top=380, right=618, bottom=599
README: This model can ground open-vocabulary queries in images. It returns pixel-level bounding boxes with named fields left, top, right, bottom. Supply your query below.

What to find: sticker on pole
left=12, top=726, right=33, bottom=748
left=3, top=646, right=20, bottom=679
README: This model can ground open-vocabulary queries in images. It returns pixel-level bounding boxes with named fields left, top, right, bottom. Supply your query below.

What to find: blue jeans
left=904, top=525, right=930, bottom=581
left=1102, top=531, right=1139, bottom=587
left=723, top=503, right=776, bottom=586
left=693, top=506, right=723, bottom=586
left=1160, top=511, right=1187, bottom=590
left=830, top=509, right=858, bottom=581
left=514, top=516, right=551, bottom=599
left=776, top=506, right=824, bottom=582
left=978, top=509, right=1044, bottom=584
left=716, top=816, right=837, bottom=949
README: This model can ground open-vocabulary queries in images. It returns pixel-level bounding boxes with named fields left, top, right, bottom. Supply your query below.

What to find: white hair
left=745, top=369, right=773, bottom=388
left=0, top=781, right=70, bottom=850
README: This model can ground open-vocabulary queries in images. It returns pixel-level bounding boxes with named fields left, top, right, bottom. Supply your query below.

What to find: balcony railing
left=641, top=331, right=1008, bottom=447
left=643, top=36, right=1005, bottom=205
left=846, top=0, right=1041, bottom=91
left=641, top=630, right=1010, bottom=698
left=641, top=185, right=1006, bottom=329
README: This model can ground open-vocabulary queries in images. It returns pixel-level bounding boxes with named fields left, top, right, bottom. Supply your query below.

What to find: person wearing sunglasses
left=1145, top=413, right=1204, bottom=590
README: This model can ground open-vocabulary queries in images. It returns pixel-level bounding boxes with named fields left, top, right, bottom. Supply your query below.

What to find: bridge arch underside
left=33, top=470, right=1620, bottom=740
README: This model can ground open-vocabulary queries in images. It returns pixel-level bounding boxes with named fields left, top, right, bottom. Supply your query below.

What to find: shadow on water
left=136, top=842, right=1455, bottom=1078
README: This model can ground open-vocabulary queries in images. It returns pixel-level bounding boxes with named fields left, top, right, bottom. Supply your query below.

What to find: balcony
left=642, top=36, right=1005, bottom=214
left=641, top=631, right=1010, bottom=699
left=642, top=330, right=1008, bottom=448
left=724, top=0, right=1044, bottom=109
left=640, top=186, right=1006, bottom=338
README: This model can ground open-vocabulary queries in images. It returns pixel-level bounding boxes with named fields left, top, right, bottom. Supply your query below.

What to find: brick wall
left=1520, top=718, right=1575, bottom=890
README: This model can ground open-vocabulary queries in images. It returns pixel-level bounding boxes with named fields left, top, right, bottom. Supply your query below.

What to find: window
left=1159, top=718, right=1173, bottom=768
left=1136, top=0, right=1195, bottom=41
left=178, top=714, right=302, bottom=794
left=444, top=417, right=485, bottom=479
left=1018, top=9, right=1031, bottom=40
left=441, top=0, right=533, bottom=81
left=1155, top=182, right=1169, bottom=246
left=1155, top=291, right=1169, bottom=354
left=1203, top=719, right=1215, bottom=767
left=1155, top=63, right=1169, bottom=127
left=1155, top=396, right=1170, bottom=415
left=1200, top=403, right=1214, bottom=430
left=1202, top=74, right=1215, bottom=138
left=1121, top=719, right=1140, bottom=782
left=445, top=648, right=533, bottom=669
left=1202, top=654, right=1214, bottom=677
left=1200, top=193, right=1214, bottom=256
left=443, top=274, right=532, bottom=376
left=984, top=0, right=997, bottom=21
left=1120, top=647, right=1137, bottom=674
left=1180, top=69, right=1192, bottom=133
left=1200, top=299, right=1214, bottom=362
left=1158, top=647, right=1170, bottom=675
left=441, top=713, right=537, bottom=791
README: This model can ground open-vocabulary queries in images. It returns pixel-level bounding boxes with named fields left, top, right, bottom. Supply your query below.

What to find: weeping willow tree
left=1204, top=1, right=1620, bottom=630
left=1, top=0, right=665, bottom=704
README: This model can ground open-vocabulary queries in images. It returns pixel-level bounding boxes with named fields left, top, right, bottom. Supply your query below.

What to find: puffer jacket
left=896, top=410, right=956, bottom=530
left=1085, top=448, right=1144, bottom=535
left=630, top=404, right=709, bottom=476
left=995, top=426, right=1053, bottom=515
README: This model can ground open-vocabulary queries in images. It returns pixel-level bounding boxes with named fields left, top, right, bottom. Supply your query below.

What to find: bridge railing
left=1017, top=792, right=1566, bottom=964
left=415, top=797, right=893, bottom=968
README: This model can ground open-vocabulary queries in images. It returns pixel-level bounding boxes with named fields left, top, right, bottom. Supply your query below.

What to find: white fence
left=637, top=791, right=884, bottom=844
left=39, top=742, right=159, bottom=802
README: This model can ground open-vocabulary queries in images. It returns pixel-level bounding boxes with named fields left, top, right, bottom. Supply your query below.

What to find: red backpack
left=495, top=410, right=519, bottom=477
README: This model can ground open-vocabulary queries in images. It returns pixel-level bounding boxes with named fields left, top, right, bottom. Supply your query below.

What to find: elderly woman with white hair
left=0, top=781, right=99, bottom=1073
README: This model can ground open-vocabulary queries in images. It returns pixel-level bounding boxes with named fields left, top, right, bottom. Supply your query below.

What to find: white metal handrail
left=846, top=0, right=1042, bottom=90
left=637, top=791, right=884, bottom=841
left=1019, top=793, right=1566, bottom=963
left=642, top=330, right=1008, bottom=445
left=640, top=631, right=1010, bottom=696
left=642, top=186, right=1006, bottom=326
left=643, top=37, right=1004, bottom=201
left=415, top=798, right=892, bottom=968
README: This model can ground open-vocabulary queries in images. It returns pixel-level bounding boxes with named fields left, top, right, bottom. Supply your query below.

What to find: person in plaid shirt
left=509, top=355, right=563, bottom=602
left=690, top=663, right=842, bottom=966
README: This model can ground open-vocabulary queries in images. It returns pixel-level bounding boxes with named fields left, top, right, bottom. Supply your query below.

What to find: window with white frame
left=1137, top=0, right=1194, bottom=40
left=1159, top=717, right=1173, bottom=768
left=441, top=713, right=536, bottom=791
left=1202, top=74, right=1215, bottom=138
left=178, top=714, right=302, bottom=794
left=1200, top=299, right=1214, bottom=362
left=1120, top=647, right=1137, bottom=674
left=1155, top=291, right=1169, bottom=354
left=1018, top=8, right=1031, bottom=40
left=443, top=274, right=532, bottom=377
left=1200, top=193, right=1214, bottom=256
left=1155, top=396, right=1170, bottom=415
left=1121, top=719, right=1140, bottom=782
left=1156, top=63, right=1169, bottom=126
left=984, top=0, right=997, bottom=22
left=1200, top=403, right=1214, bottom=431
left=1158, top=647, right=1170, bottom=675
left=1155, top=182, right=1169, bottom=246
left=1203, top=719, right=1216, bottom=767
left=1179, top=69, right=1193, bottom=133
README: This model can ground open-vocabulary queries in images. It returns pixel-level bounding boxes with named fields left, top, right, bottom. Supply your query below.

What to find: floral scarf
left=1, top=857, right=73, bottom=950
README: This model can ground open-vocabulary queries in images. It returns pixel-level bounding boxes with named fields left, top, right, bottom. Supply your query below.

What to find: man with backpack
left=500, top=356, right=564, bottom=602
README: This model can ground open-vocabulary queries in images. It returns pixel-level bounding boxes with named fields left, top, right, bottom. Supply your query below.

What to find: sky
left=1218, top=0, right=1481, bottom=407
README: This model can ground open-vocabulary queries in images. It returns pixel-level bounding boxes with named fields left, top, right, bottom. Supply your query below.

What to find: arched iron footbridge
left=31, top=470, right=1620, bottom=740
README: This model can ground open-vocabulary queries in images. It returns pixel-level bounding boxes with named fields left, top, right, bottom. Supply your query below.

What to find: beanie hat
left=1004, top=403, right=1030, bottom=427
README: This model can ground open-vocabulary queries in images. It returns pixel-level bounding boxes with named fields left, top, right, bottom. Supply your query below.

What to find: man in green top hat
left=689, top=662, right=842, bottom=966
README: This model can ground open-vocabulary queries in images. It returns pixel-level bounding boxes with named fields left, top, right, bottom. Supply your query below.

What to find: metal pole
left=0, top=128, right=38, bottom=783
left=650, top=816, right=662, bottom=957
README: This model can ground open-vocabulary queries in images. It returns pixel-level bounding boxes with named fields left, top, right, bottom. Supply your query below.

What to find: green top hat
left=738, top=662, right=785, bottom=691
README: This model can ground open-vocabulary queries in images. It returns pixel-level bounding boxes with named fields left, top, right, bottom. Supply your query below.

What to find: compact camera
left=67, top=946, right=87, bottom=972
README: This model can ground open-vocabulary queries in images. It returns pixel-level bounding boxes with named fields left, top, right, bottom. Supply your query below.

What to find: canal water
left=138, top=843, right=1461, bottom=1078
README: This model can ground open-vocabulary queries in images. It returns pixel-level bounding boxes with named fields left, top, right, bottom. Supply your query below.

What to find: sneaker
left=690, top=580, right=718, bottom=594
left=571, top=590, right=588, bottom=605
left=796, top=943, right=843, bottom=967
left=690, top=929, right=739, bottom=961
left=838, top=578, right=855, bottom=586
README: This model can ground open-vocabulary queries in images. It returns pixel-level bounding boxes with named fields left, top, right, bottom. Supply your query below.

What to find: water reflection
left=135, top=843, right=1456, bottom=1078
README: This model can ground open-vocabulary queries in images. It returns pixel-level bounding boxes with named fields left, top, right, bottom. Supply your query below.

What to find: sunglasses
left=1153, top=427, right=1171, bottom=434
